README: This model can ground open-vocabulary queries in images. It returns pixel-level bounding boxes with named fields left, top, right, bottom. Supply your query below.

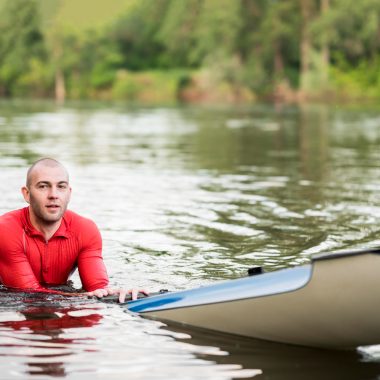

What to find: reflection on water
left=0, top=100, right=380, bottom=378
left=167, top=324, right=380, bottom=380
left=0, top=290, right=259, bottom=379
left=1, top=308, right=101, bottom=377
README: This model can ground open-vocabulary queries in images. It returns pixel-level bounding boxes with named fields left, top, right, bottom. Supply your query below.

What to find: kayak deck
left=128, top=265, right=311, bottom=312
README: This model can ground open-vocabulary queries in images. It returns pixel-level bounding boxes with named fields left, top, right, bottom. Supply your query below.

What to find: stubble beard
left=29, top=195, right=68, bottom=225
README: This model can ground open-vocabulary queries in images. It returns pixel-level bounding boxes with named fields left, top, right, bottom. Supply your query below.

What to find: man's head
left=22, top=158, right=72, bottom=226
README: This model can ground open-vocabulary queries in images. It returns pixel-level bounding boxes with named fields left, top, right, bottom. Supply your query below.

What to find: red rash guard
left=0, top=207, right=109, bottom=292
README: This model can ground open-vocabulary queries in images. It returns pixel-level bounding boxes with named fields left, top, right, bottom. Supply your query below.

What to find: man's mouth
left=46, top=205, right=60, bottom=209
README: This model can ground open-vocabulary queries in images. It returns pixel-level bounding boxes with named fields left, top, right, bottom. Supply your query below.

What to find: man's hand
left=85, top=287, right=149, bottom=303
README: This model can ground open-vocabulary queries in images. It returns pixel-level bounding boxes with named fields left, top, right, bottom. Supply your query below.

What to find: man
left=0, top=158, right=147, bottom=302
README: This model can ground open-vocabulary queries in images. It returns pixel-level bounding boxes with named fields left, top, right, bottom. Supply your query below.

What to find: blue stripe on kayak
left=128, top=264, right=312, bottom=313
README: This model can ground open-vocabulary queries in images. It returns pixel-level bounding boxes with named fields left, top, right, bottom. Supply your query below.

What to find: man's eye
left=38, top=184, right=47, bottom=189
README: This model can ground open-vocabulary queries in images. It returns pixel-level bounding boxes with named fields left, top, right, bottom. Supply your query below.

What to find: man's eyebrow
left=35, top=180, right=69, bottom=185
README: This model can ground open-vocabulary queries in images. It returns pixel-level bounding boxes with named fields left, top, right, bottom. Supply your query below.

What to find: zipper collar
left=22, top=207, right=70, bottom=240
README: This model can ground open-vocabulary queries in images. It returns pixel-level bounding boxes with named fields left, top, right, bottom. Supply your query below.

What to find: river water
left=0, top=100, right=380, bottom=379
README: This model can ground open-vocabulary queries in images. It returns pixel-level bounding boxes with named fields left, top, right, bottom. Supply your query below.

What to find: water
left=0, top=100, right=380, bottom=379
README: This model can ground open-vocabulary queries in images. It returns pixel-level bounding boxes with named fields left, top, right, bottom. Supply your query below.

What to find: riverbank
left=4, top=67, right=380, bottom=106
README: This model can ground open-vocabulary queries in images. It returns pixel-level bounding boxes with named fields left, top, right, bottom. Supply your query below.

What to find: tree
left=320, top=0, right=330, bottom=85
left=299, top=0, right=316, bottom=92
left=312, top=0, right=380, bottom=64
left=156, top=0, right=203, bottom=67
left=109, top=0, right=170, bottom=70
left=0, top=0, right=45, bottom=96
left=254, top=0, right=300, bottom=86
left=191, top=0, right=242, bottom=64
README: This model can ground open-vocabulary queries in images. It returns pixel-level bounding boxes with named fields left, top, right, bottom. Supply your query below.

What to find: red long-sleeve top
left=0, top=207, right=109, bottom=292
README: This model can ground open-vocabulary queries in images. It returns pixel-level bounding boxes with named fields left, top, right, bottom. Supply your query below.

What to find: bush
left=330, top=55, right=380, bottom=99
left=111, top=69, right=191, bottom=103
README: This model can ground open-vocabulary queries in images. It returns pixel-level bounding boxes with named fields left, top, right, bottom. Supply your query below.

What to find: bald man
left=0, top=158, right=147, bottom=302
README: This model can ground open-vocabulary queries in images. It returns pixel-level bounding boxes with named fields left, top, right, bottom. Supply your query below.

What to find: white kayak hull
left=128, top=247, right=380, bottom=349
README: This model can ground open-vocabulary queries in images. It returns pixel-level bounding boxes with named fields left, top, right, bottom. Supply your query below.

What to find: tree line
left=0, top=0, right=380, bottom=103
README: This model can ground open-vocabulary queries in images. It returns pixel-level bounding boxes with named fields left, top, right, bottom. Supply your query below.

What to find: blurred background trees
left=0, top=0, right=379, bottom=103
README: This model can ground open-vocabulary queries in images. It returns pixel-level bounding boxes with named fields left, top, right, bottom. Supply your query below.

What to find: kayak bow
left=126, top=246, right=380, bottom=350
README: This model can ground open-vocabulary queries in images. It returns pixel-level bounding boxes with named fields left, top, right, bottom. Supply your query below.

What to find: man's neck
left=29, top=209, right=62, bottom=242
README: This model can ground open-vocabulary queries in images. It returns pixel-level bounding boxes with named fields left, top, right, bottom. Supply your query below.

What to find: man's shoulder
left=64, top=210, right=101, bottom=245
left=0, top=208, right=25, bottom=228
left=0, top=209, right=25, bottom=241
left=64, top=210, right=99, bottom=232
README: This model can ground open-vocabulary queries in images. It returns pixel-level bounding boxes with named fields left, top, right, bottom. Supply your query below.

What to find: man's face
left=22, top=164, right=72, bottom=225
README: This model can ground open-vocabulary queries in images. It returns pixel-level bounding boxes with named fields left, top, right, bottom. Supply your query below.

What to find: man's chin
left=42, top=213, right=64, bottom=224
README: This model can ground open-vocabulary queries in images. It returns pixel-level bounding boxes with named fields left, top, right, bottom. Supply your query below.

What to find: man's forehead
left=29, top=164, right=69, bottom=182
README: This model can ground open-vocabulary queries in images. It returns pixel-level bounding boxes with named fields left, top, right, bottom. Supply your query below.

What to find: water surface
left=0, top=100, right=380, bottom=379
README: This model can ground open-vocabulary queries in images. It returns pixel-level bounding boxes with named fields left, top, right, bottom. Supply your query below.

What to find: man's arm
left=77, top=219, right=149, bottom=302
left=0, top=227, right=43, bottom=290
left=77, top=219, right=109, bottom=291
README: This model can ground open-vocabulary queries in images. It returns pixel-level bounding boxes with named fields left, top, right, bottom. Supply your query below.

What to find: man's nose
left=48, top=186, right=59, bottom=198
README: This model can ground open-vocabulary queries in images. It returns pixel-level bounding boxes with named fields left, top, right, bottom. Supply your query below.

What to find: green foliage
left=241, top=0, right=300, bottom=91
left=1, top=0, right=380, bottom=102
left=112, top=69, right=190, bottom=103
left=0, top=0, right=45, bottom=96
left=330, top=54, right=380, bottom=99
left=257, top=1, right=300, bottom=65
left=311, top=0, right=380, bottom=61
left=191, top=0, right=242, bottom=63
left=16, top=57, right=52, bottom=97
left=155, top=0, right=203, bottom=66
left=109, top=0, right=170, bottom=70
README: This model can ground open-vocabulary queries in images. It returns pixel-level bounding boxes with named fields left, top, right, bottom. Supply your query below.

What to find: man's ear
left=21, top=186, right=30, bottom=204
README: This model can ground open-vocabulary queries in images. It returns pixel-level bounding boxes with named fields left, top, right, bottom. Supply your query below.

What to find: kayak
left=126, top=246, right=380, bottom=350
